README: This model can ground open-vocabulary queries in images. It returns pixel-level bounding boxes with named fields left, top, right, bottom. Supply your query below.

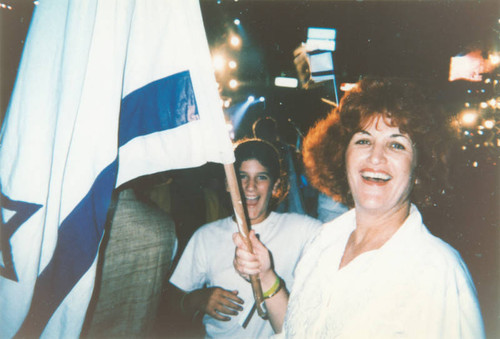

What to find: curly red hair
left=303, top=77, right=453, bottom=208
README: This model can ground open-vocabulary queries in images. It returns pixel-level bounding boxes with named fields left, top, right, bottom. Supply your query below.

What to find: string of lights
left=451, top=61, right=500, bottom=169
left=0, top=3, right=13, bottom=10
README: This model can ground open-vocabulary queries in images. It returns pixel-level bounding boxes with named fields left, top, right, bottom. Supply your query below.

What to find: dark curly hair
left=234, top=138, right=288, bottom=208
left=303, top=77, right=452, bottom=209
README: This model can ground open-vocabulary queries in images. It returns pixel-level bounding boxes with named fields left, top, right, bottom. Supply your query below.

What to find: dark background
left=1, top=1, right=498, bottom=337
left=201, top=1, right=499, bottom=137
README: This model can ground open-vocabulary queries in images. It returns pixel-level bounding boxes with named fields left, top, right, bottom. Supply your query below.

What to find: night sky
left=200, top=1, right=499, bottom=136
left=1, top=1, right=499, bottom=337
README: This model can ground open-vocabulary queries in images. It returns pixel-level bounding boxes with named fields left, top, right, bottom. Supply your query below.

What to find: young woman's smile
left=239, top=159, right=279, bottom=225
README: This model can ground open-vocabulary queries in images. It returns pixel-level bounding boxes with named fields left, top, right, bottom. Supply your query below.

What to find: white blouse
left=282, top=205, right=484, bottom=339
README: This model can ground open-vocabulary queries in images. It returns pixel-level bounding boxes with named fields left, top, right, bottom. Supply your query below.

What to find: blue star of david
left=1, top=192, right=42, bottom=281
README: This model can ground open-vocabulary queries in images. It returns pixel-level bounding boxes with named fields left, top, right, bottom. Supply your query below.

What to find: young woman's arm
left=233, top=231, right=289, bottom=333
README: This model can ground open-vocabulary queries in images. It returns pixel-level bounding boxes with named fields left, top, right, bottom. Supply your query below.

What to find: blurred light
left=306, top=27, right=336, bottom=52
left=450, top=50, right=500, bottom=82
left=258, top=96, right=265, bottom=102
left=228, top=60, right=237, bottom=69
left=479, top=102, right=488, bottom=109
left=226, top=123, right=234, bottom=131
left=464, top=102, right=470, bottom=107
left=475, top=144, right=480, bottom=148
left=274, top=77, right=298, bottom=88
left=340, top=83, right=357, bottom=92
left=478, top=130, right=484, bottom=135
left=461, top=111, right=478, bottom=127
left=484, top=78, right=491, bottom=84
left=449, top=52, right=484, bottom=82
left=487, top=98, right=497, bottom=108
left=462, top=145, right=467, bottom=150
left=489, top=53, right=500, bottom=66
left=213, top=54, right=225, bottom=71
left=484, top=120, right=495, bottom=129
left=247, top=95, right=255, bottom=102
left=472, top=161, right=478, bottom=168
left=223, top=99, right=231, bottom=108
left=229, top=79, right=238, bottom=89
left=464, top=130, right=470, bottom=136
left=230, top=35, right=241, bottom=48
left=234, top=18, right=241, bottom=25
left=230, top=98, right=255, bottom=134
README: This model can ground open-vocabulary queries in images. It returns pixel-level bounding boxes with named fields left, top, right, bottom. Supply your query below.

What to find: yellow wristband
left=263, top=276, right=282, bottom=299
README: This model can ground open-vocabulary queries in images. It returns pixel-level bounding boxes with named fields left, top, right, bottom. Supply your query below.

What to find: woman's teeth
left=361, top=171, right=391, bottom=182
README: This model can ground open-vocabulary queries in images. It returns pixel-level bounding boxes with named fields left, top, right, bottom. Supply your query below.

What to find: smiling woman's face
left=345, top=116, right=417, bottom=216
left=239, top=159, right=279, bottom=225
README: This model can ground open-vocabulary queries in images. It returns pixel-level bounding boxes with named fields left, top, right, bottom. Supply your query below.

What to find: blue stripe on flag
left=15, top=160, right=118, bottom=337
left=14, top=71, right=199, bottom=336
left=119, top=70, right=200, bottom=147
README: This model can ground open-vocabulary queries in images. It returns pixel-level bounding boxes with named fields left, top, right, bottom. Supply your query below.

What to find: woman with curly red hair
left=234, top=77, right=484, bottom=338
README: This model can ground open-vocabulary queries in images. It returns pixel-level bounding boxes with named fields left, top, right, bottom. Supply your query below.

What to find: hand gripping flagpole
left=223, top=163, right=268, bottom=320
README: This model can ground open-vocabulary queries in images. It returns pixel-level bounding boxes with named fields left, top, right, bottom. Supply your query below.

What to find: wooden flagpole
left=223, top=163, right=267, bottom=319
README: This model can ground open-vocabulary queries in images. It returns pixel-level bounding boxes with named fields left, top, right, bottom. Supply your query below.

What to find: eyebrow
left=357, top=130, right=410, bottom=140
left=239, top=170, right=270, bottom=176
left=390, top=133, right=409, bottom=139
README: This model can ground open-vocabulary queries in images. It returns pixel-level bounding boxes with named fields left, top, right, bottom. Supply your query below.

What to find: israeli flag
left=0, top=1, right=234, bottom=337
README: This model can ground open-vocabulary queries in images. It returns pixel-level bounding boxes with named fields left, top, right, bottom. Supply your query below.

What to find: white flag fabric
left=0, top=0, right=234, bottom=337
